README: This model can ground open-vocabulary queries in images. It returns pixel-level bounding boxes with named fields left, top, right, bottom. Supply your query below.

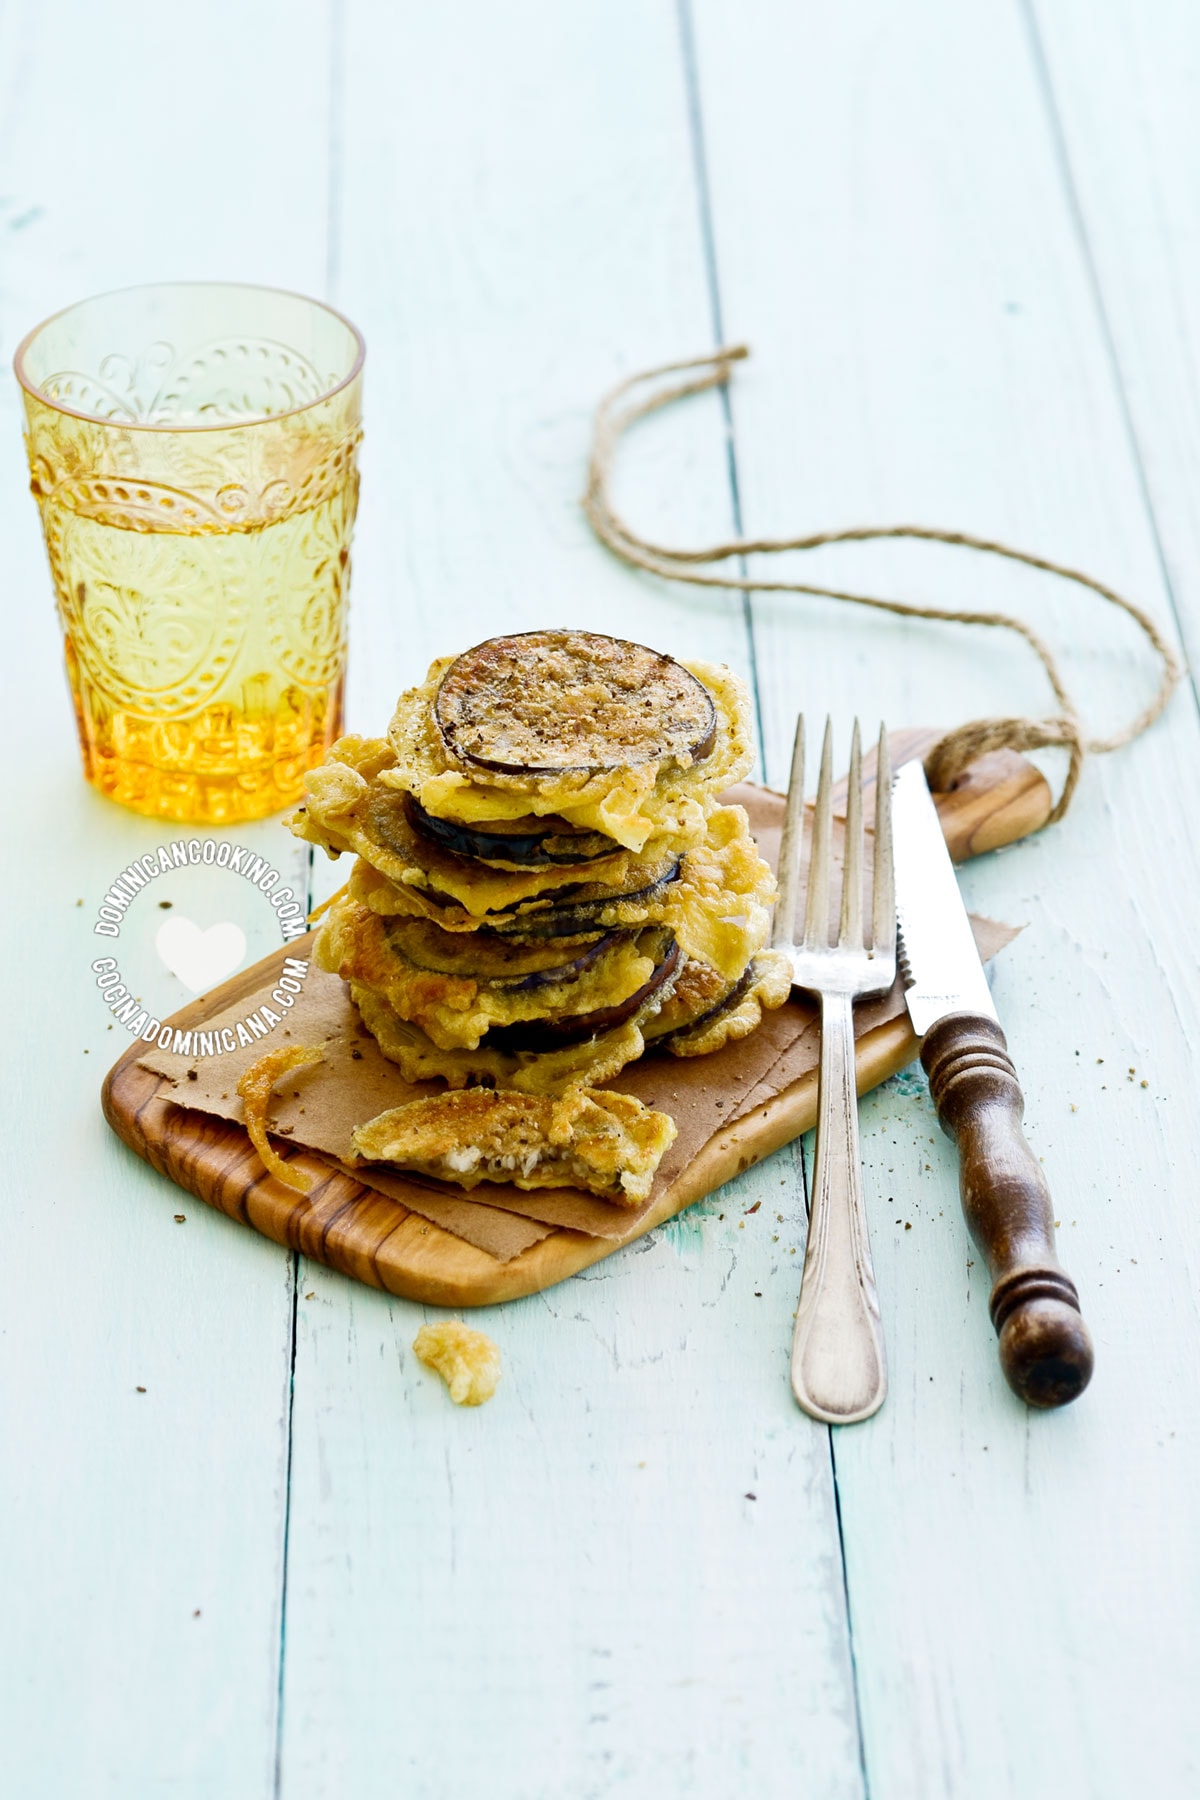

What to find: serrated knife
left=892, top=760, right=1093, bottom=1408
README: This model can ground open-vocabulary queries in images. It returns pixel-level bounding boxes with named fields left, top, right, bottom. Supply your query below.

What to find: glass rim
left=12, top=279, right=366, bottom=433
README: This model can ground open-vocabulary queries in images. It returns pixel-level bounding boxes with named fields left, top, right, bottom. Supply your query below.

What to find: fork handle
left=921, top=1013, right=1094, bottom=1409
left=791, top=991, right=888, bottom=1424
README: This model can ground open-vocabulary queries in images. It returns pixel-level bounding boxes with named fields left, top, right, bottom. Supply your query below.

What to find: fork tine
left=839, top=719, right=864, bottom=948
left=803, top=716, right=835, bottom=947
left=771, top=715, right=805, bottom=950
left=872, top=727, right=895, bottom=964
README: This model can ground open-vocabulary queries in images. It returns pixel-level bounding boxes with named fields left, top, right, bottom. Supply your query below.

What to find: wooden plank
left=1029, top=0, right=1200, bottom=676
left=0, top=0, right=333, bottom=1791
left=689, top=1, right=1200, bottom=1796
left=277, top=4, right=864, bottom=1795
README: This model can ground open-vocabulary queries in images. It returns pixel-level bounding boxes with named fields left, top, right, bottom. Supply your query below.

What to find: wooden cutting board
left=102, top=733, right=1050, bottom=1306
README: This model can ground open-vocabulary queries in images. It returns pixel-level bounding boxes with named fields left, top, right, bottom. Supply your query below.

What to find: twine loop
left=583, top=345, right=1182, bottom=822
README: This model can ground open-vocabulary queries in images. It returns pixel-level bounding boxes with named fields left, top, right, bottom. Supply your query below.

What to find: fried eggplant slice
left=290, top=739, right=696, bottom=919
left=433, top=630, right=717, bottom=776
left=315, top=894, right=674, bottom=1052
left=472, top=861, right=684, bottom=939
left=485, top=938, right=680, bottom=1051
left=345, top=840, right=682, bottom=934
left=406, top=798, right=616, bottom=867
left=383, top=654, right=753, bottom=854
left=349, top=980, right=671, bottom=1094
left=352, top=1085, right=677, bottom=1207
left=658, top=951, right=794, bottom=1058
left=379, top=914, right=617, bottom=983
left=642, top=956, right=751, bottom=1044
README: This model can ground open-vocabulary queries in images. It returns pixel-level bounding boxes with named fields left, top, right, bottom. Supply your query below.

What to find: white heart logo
left=155, top=918, right=247, bottom=994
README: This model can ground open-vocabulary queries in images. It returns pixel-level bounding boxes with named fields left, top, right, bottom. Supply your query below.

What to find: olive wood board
left=102, top=732, right=1050, bottom=1306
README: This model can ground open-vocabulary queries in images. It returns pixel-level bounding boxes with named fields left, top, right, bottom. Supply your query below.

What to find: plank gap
left=326, top=0, right=347, bottom=300
left=272, top=1255, right=301, bottom=1800
left=828, top=1427, right=874, bottom=1800
left=676, top=0, right=767, bottom=776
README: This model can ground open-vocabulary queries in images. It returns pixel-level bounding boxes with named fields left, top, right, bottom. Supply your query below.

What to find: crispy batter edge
left=236, top=1044, right=325, bottom=1193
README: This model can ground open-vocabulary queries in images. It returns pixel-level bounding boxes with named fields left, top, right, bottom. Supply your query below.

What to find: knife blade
left=891, top=760, right=1093, bottom=1409
left=893, top=761, right=999, bottom=1033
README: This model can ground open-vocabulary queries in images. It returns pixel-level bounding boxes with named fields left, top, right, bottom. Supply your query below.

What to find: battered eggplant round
left=348, top=846, right=684, bottom=935
left=485, top=937, right=680, bottom=1051
left=350, top=1086, right=677, bottom=1207
left=315, top=892, right=678, bottom=1053
left=657, top=951, right=794, bottom=1058
left=405, top=796, right=616, bottom=867
left=349, top=981, right=668, bottom=1094
left=295, top=747, right=679, bottom=921
left=476, top=860, right=684, bottom=938
left=642, top=957, right=753, bottom=1045
left=382, top=655, right=753, bottom=857
left=433, top=630, right=718, bottom=775
left=381, top=915, right=618, bottom=984
left=364, top=787, right=627, bottom=890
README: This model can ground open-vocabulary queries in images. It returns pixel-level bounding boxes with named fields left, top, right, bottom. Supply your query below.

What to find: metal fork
left=772, top=717, right=896, bottom=1424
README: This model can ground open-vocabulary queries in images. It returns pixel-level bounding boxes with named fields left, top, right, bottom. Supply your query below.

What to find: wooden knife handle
left=920, top=1013, right=1094, bottom=1409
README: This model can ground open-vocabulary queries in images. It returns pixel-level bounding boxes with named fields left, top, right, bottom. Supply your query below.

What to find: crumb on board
left=413, top=1321, right=501, bottom=1406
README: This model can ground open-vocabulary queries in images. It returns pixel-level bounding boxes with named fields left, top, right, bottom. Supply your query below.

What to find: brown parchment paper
left=140, top=784, right=1017, bottom=1262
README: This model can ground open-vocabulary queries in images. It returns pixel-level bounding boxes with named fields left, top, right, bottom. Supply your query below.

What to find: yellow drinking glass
left=15, top=282, right=364, bottom=823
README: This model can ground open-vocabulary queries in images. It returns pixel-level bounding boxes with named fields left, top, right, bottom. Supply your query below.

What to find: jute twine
left=582, top=344, right=1183, bottom=821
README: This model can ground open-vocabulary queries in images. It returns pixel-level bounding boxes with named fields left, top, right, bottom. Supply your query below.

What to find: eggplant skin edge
left=432, top=629, right=718, bottom=776
left=405, top=795, right=617, bottom=867
left=485, top=938, right=681, bottom=1052
left=384, top=922, right=628, bottom=993
left=476, top=860, right=684, bottom=938
left=647, top=963, right=755, bottom=1049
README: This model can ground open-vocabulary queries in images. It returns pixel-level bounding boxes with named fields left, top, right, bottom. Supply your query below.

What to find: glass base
left=85, top=751, right=316, bottom=824
left=71, top=671, right=343, bottom=824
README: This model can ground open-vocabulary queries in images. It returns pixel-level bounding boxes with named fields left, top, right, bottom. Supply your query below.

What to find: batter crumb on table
left=414, top=1321, right=502, bottom=1406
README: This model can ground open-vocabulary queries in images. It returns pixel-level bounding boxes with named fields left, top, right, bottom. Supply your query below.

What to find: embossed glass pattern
left=15, top=283, right=364, bottom=822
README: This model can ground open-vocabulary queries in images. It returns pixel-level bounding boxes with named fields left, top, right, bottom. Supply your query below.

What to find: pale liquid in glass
left=45, top=479, right=354, bottom=824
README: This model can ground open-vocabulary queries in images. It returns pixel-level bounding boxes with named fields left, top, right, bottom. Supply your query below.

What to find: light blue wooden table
left=3, top=3, right=1199, bottom=1795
